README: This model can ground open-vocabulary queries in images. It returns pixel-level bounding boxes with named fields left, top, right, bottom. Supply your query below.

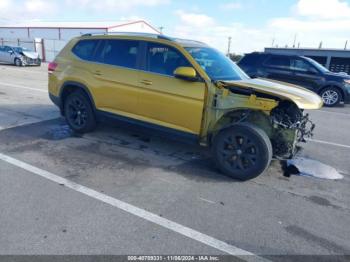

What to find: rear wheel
left=212, top=123, right=272, bottom=181
left=320, top=87, right=341, bottom=107
left=64, top=90, right=97, bottom=133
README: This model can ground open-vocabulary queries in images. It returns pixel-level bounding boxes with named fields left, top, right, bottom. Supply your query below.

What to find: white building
left=0, top=20, right=160, bottom=61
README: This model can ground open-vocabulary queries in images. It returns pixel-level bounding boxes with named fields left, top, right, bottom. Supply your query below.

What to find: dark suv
left=238, top=53, right=350, bottom=107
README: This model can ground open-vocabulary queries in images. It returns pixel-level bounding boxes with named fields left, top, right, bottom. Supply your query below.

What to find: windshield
left=185, top=47, right=249, bottom=81
left=304, top=57, right=329, bottom=73
left=13, top=47, right=30, bottom=53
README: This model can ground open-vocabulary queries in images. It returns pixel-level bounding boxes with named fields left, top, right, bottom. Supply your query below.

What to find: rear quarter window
left=239, top=54, right=261, bottom=66
left=72, top=40, right=99, bottom=61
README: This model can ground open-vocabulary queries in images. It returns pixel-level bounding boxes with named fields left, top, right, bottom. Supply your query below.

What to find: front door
left=0, top=46, right=14, bottom=63
left=289, top=58, right=321, bottom=90
left=138, top=42, right=206, bottom=135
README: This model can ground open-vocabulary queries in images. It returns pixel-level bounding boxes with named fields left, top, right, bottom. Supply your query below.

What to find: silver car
left=0, top=45, right=41, bottom=66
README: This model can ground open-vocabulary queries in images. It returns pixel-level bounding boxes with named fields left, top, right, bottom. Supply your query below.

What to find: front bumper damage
left=21, top=56, right=41, bottom=66
left=270, top=101, right=315, bottom=159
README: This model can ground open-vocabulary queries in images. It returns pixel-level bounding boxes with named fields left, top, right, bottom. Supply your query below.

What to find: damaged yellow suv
left=48, top=33, right=323, bottom=180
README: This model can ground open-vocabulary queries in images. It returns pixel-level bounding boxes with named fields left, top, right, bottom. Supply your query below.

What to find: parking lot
left=0, top=64, right=350, bottom=260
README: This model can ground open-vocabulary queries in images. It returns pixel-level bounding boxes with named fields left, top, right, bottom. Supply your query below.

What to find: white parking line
left=307, top=139, right=350, bottom=149
left=315, top=110, right=350, bottom=117
left=0, top=152, right=269, bottom=261
left=0, top=82, right=47, bottom=93
left=0, top=66, right=46, bottom=74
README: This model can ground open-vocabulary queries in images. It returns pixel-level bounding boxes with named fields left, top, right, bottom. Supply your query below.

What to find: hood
left=22, top=51, right=39, bottom=59
left=220, top=78, right=323, bottom=110
left=325, top=71, right=350, bottom=79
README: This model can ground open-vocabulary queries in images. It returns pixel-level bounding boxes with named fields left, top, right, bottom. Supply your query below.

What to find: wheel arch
left=59, top=81, right=96, bottom=115
left=209, top=109, right=274, bottom=145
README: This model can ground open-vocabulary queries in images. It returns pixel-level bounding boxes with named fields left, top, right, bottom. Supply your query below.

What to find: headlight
left=344, top=79, right=350, bottom=85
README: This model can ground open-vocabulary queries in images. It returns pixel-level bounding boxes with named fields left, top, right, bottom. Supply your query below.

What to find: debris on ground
left=286, top=157, right=344, bottom=180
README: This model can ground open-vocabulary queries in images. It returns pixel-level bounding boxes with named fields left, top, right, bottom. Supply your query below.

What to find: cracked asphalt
left=0, top=64, right=349, bottom=259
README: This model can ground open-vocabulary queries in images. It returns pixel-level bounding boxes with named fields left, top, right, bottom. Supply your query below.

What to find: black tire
left=320, top=87, right=341, bottom=107
left=212, top=123, right=272, bottom=181
left=14, top=58, right=22, bottom=67
left=64, top=90, right=97, bottom=133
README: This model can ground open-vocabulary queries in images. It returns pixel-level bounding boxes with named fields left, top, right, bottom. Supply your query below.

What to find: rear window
left=72, top=40, right=99, bottom=61
left=264, top=55, right=290, bottom=68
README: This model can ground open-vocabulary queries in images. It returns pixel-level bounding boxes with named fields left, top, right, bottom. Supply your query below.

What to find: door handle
left=140, top=80, right=153, bottom=85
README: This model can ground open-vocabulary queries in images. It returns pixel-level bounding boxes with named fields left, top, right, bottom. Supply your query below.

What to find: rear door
left=262, top=55, right=296, bottom=84
left=88, top=39, right=141, bottom=117
left=137, top=41, right=206, bottom=135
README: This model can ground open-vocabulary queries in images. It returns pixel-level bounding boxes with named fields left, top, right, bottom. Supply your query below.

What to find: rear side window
left=72, top=40, right=98, bottom=61
left=239, top=54, right=261, bottom=66
left=146, top=42, right=191, bottom=76
left=99, top=40, right=139, bottom=69
left=264, top=56, right=290, bottom=68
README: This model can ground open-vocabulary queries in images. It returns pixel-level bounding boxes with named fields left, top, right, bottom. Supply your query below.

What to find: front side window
left=290, top=59, right=316, bottom=73
left=146, top=43, right=191, bottom=76
left=4, top=46, right=12, bottom=52
left=72, top=40, right=98, bottom=61
left=101, top=40, right=139, bottom=69
left=185, top=47, right=248, bottom=81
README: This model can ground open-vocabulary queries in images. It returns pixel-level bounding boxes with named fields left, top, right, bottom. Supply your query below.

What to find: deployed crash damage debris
left=286, top=157, right=344, bottom=180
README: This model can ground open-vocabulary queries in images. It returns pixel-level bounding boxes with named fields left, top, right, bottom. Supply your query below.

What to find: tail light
left=48, top=62, right=58, bottom=73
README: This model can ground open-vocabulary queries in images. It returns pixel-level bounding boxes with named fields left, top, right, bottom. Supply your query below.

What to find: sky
left=0, top=0, right=350, bottom=54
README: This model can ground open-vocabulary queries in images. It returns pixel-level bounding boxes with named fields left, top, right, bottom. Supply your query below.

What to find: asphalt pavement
left=0, top=64, right=349, bottom=260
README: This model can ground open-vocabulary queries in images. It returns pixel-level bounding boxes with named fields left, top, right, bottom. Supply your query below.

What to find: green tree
left=228, top=53, right=243, bottom=62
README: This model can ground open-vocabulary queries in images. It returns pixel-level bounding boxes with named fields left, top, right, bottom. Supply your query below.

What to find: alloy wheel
left=322, top=90, right=339, bottom=106
left=66, top=97, right=88, bottom=129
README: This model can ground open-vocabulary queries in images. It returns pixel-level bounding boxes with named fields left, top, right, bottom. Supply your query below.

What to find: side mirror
left=174, top=67, right=198, bottom=81
left=8, top=50, right=14, bottom=54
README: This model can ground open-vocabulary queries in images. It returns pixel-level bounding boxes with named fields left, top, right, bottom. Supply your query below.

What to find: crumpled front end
left=208, top=81, right=317, bottom=159
left=270, top=101, right=315, bottom=159
left=17, top=51, right=41, bottom=66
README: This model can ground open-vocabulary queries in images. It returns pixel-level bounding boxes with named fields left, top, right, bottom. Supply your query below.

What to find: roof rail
left=81, top=31, right=173, bottom=41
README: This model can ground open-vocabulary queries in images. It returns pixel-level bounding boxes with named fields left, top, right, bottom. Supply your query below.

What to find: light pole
left=227, top=36, right=232, bottom=57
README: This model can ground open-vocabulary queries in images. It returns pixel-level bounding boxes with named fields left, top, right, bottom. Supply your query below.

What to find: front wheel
left=212, top=123, right=272, bottom=181
left=14, top=58, right=22, bottom=67
left=320, top=87, right=341, bottom=107
left=64, top=90, right=97, bottom=133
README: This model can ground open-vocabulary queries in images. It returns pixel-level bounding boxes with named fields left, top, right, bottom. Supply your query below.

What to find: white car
left=0, top=45, right=41, bottom=66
